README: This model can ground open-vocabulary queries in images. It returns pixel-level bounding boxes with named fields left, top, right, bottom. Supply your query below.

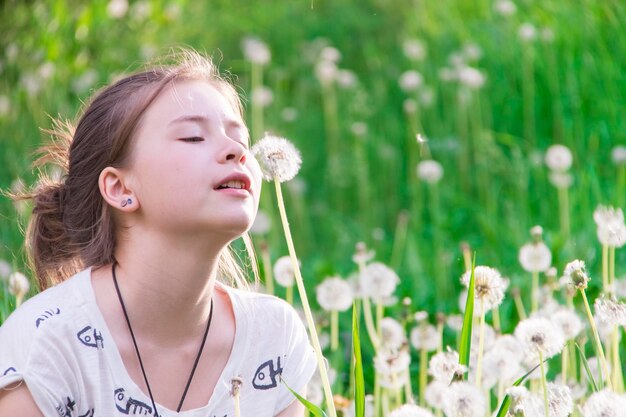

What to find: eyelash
left=180, top=137, right=204, bottom=142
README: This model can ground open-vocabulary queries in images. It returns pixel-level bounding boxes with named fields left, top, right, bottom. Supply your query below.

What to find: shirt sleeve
left=273, top=305, right=318, bottom=415
left=0, top=301, right=79, bottom=417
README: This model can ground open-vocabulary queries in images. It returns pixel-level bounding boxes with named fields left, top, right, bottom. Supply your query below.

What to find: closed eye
left=180, top=137, right=204, bottom=142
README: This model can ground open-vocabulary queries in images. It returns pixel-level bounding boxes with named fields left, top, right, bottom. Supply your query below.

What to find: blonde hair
left=17, top=49, right=258, bottom=290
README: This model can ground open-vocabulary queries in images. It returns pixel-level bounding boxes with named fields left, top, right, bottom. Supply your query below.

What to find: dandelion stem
left=286, top=285, right=293, bottom=305
left=562, top=344, right=568, bottom=385
left=362, top=296, right=380, bottom=350
left=612, top=326, right=624, bottom=392
left=390, top=211, right=409, bottom=270
left=234, top=392, right=241, bottom=417
left=557, top=186, right=570, bottom=238
left=419, top=348, right=427, bottom=407
left=250, top=62, right=264, bottom=145
left=475, top=298, right=486, bottom=387
left=492, top=306, right=501, bottom=333
left=374, top=375, right=381, bottom=417
left=580, top=289, right=613, bottom=390
left=539, top=350, right=549, bottom=417
left=513, top=290, right=527, bottom=320
left=531, top=271, right=539, bottom=313
left=609, top=246, right=616, bottom=295
left=376, top=302, right=384, bottom=340
left=331, top=310, right=338, bottom=352
left=403, top=367, right=414, bottom=404
left=602, top=244, right=609, bottom=293
left=260, top=241, right=274, bottom=295
left=273, top=177, right=337, bottom=417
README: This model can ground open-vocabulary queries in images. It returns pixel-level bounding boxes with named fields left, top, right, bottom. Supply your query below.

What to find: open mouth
left=216, top=180, right=246, bottom=190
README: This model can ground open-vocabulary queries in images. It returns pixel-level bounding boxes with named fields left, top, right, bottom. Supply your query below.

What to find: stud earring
left=121, top=198, right=132, bottom=208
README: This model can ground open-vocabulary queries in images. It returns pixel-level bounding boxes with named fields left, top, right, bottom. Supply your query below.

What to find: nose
left=221, top=140, right=247, bottom=164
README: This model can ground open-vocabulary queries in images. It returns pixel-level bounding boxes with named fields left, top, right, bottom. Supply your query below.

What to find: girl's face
left=125, top=79, right=262, bottom=240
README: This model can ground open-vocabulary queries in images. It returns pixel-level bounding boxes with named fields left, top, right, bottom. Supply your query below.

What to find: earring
left=121, top=198, right=132, bottom=208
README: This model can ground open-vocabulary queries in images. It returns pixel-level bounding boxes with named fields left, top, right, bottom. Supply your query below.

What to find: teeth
left=222, top=180, right=244, bottom=189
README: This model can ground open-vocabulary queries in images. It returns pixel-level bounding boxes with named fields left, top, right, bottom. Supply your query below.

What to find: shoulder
left=226, top=286, right=304, bottom=328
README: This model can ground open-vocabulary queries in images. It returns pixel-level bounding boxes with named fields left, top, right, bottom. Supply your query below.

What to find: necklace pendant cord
left=112, top=262, right=214, bottom=416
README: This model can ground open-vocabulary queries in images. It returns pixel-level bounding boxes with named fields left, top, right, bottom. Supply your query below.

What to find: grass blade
left=282, top=377, right=328, bottom=417
left=494, top=361, right=543, bottom=417
left=353, top=303, right=365, bottom=417
left=575, top=342, right=600, bottom=393
left=458, top=255, right=476, bottom=379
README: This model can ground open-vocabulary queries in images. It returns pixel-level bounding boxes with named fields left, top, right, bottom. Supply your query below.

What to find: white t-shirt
left=0, top=268, right=317, bottom=417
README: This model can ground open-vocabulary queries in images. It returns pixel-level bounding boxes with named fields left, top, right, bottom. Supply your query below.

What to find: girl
left=0, top=50, right=316, bottom=417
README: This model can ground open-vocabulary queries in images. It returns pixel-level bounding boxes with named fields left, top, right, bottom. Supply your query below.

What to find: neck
left=109, top=227, right=232, bottom=344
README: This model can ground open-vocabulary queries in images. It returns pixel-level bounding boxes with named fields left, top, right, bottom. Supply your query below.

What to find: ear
left=99, top=167, right=139, bottom=212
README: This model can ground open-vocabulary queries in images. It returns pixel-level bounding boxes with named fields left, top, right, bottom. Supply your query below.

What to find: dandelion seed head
left=380, top=317, right=407, bottom=351
left=359, top=262, right=400, bottom=299
left=463, top=43, right=482, bottom=61
left=374, top=347, right=411, bottom=385
left=241, top=37, right=271, bottom=65
left=518, top=23, right=537, bottom=41
left=611, top=145, right=626, bottom=166
left=548, top=171, right=573, bottom=188
left=402, top=39, right=427, bottom=61
left=251, top=86, right=274, bottom=107
left=351, top=122, right=368, bottom=137
left=320, top=46, right=341, bottom=63
left=8, top=271, right=29, bottom=298
left=352, top=241, right=375, bottom=266
left=389, top=404, right=435, bottom=417
left=547, top=382, right=574, bottom=417
left=551, top=307, right=584, bottom=340
left=581, top=389, right=626, bottom=417
left=457, top=66, right=486, bottom=89
left=315, top=276, right=354, bottom=312
left=594, top=295, right=626, bottom=326
left=251, top=134, right=302, bottom=182
left=424, top=380, right=448, bottom=409
left=460, top=266, right=505, bottom=311
left=0, top=259, right=12, bottom=281
left=107, top=0, right=129, bottom=18
left=515, top=317, right=565, bottom=360
left=281, top=107, right=298, bottom=122
left=441, top=381, right=486, bottom=417
left=414, top=310, right=429, bottom=322
left=336, top=69, right=357, bottom=88
left=446, top=314, right=463, bottom=331
left=563, top=259, right=590, bottom=290
left=545, top=144, right=573, bottom=172
left=518, top=241, right=552, bottom=273
left=428, top=349, right=466, bottom=383
left=594, top=205, right=626, bottom=248
left=417, top=160, right=444, bottom=184
left=399, top=70, right=424, bottom=92
left=273, top=256, right=298, bottom=288
left=315, top=60, right=338, bottom=84
left=494, top=0, right=516, bottom=16
left=410, top=323, right=439, bottom=352
left=403, top=98, right=418, bottom=114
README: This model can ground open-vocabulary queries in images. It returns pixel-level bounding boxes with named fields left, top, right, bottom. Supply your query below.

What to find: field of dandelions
left=1, top=1, right=626, bottom=416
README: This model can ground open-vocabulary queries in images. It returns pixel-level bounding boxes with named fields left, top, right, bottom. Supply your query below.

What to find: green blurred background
left=1, top=0, right=625, bottom=324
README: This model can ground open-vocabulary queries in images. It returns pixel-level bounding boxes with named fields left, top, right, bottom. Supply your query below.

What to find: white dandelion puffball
left=403, top=98, right=417, bottom=113
left=107, top=0, right=129, bottom=18
left=612, top=145, right=626, bottom=166
left=417, top=159, right=444, bottom=184
left=551, top=307, right=584, bottom=340
left=359, top=262, right=400, bottom=299
left=457, top=66, right=486, bottom=89
left=273, top=256, right=298, bottom=288
left=402, top=38, right=427, bottom=61
left=314, top=60, right=338, bottom=84
left=428, top=349, right=466, bottom=383
left=399, top=70, right=423, bottom=92
left=518, top=241, right=552, bottom=273
left=320, top=46, right=341, bottom=63
left=581, top=389, right=626, bottom=417
left=594, top=205, right=626, bottom=247
left=389, top=404, right=435, bottom=417
left=241, top=37, right=271, bottom=65
left=352, top=241, right=375, bottom=265
left=315, top=276, right=354, bottom=312
left=460, top=266, right=505, bottom=311
left=548, top=171, right=573, bottom=188
left=482, top=342, right=523, bottom=385
left=252, top=134, right=302, bottom=182
left=251, top=86, right=274, bottom=107
left=374, top=348, right=411, bottom=377
left=514, top=317, right=565, bottom=360
left=410, top=323, right=439, bottom=352
left=424, top=380, right=448, bottom=409
left=380, top=317, right=407, bottom=351
left=518, top=23, right=537, bottom=41
left=545, top=144, right=573, bottom=171
left=0, top=259, right=12, bottom=281
left=594, top=296, right=626, bottom=326
left=336, top=69, right=357, bottom=88
left=563, top=259, right=590, bottom=290
left=441, top=381, right=486, bottom=417
left=494, top=0, right=516, bottom=16
left=546, top=383, right=574, bottom=417
left=8, top=271, right=29, bottom=298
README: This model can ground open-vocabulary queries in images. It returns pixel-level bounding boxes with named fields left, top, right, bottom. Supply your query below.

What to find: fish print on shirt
left=2, top=367, right=16, bottom=376
left=35, top=307, right=61, bottom=328
left=77, top=325, right=104, bottom=349
left=56, top=396, right=75, bottom=417
left=114, top=388, right=155, bottom=416
left=78, top=408, right=96, bottom=417
left=252, top=356, right=284, bottom=390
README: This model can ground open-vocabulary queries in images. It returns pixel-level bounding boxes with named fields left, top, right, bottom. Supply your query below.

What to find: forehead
left=144, top=79, right=241, bottom=124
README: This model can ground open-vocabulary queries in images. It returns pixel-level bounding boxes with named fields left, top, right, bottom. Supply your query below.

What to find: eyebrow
left=168, top=114, right=246, bottom=130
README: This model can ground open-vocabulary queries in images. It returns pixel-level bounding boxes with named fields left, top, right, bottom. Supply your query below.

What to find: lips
left=214, top=172, right=252, bottom=192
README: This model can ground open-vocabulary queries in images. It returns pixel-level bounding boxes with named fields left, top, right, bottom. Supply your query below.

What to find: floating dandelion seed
left=594, top=295, right=626, bottom=326
left=389, top=404, right=435, bottom=417
left=514, top=317, right=565, bottom=360
left=252, top=134, right=302, bottom=182
left=273, top=256, right=297, bottom=288
left=593, top=205, right=626, bottom=247
left=441, top=381, right=486, bottom=417
left=417, top=160, right=444, bottom=184
left=545, top=144, right=573, bottom=172
left=315, top=276, right=354, bottom=312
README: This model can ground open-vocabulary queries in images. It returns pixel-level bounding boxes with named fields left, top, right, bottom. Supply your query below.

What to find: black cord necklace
left=112, top=261, right=214, bottom=416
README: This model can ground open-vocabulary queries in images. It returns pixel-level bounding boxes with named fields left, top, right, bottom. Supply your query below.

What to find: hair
left=16, top=49, right=258, bottom=291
